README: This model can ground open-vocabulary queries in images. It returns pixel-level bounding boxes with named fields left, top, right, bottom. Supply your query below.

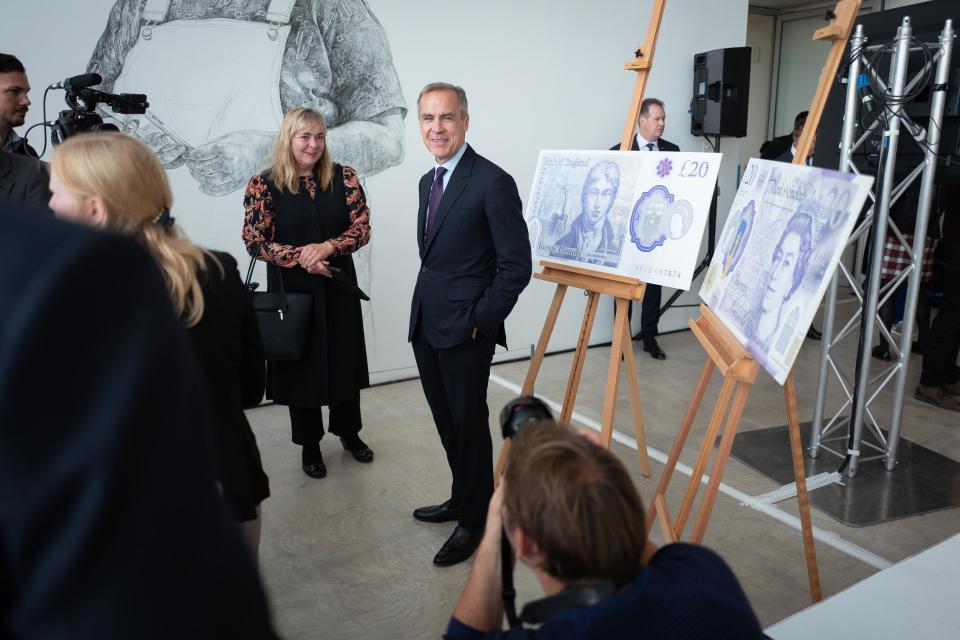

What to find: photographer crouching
left=445, top=407, right=764, bottom=639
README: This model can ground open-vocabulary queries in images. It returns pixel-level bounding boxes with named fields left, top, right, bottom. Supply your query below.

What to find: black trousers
left=412, top=334, right=496, bottom=532
left=625, top=283, right=662, bottom=340
left=288, top=399, right=362, bottom=446
left=921, top=240, right=960, bottom=387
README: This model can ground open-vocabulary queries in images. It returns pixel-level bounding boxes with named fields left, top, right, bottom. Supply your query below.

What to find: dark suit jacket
left=760, top=134, right=793, bottom=160
left=409, top=144, right=532, bottom=349
left=0, top=150, right=49, bottom=210
left=611, top=136, right=680, bottom=153
left=0, top=210, right=276, bottom=637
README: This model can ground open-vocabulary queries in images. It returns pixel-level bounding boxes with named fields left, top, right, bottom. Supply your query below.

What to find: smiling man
left=0, top=54, right=37, bottom=158
left=409, top=82, right=532, bottom=567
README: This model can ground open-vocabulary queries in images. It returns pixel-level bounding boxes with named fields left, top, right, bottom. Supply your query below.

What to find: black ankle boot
left=301, top=444, right=326, bottom=478
left=340, top=434, right=374, bottom=463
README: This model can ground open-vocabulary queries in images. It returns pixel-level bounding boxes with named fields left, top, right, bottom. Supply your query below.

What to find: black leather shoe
left=302, top=457, right=326, bottom=479
left=414, top=499, right=459, bottom=524
left=871, top=344, right=891, bottom=361
left=433, top=525, right=481, bottom=566
left=642, top=339, right=666, bottom=360
left=806, top=326, right=823, bottom=341
left=340, top=435, right=374, bottom=463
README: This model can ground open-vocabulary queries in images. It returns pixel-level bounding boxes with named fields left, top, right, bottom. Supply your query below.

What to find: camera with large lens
left=499, top=395, right=553, bottom=440
left=51, top=73, right=148, bottom=144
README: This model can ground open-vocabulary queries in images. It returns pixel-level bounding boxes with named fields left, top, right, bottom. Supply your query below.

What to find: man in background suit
left=0, top=206, right=276, bottom=637
left=409, top=82, right=532, bottom=567
left=773, top=112, right=816, bottom=165
left=760, top=110, right=808, bottom=161
left=612, top=97, right=678, bottom=360
left=0, top=149, right=48, bottom=209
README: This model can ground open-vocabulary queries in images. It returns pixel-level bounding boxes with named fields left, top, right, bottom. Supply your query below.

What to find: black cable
left=839, top=132, right=888, bottom=476
left=39, top=85, right=51, bottom=157
left=20, top=86, right=53, bottom=158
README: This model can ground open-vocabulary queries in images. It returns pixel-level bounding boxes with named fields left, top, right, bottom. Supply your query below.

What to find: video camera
left=50, top=73, right=148, bottom=144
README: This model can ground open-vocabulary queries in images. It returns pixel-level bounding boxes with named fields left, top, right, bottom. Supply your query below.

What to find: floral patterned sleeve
left=242, top=175, right=301, bottom=267
left=328, top=166, right=372, bottom=256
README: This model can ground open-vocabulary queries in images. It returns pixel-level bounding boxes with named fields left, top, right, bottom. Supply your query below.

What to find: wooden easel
left=493, top=262, right=651, bottom=480
left=494, top=0, right=670, bottom=481
left=645, top=1, right=861, bottom=604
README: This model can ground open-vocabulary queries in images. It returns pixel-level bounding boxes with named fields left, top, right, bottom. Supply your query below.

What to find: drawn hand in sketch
left=87, top=0, right=407, bottom=194
left=119, top=116, right=188, bottom=168
left=750, top=211, right=813, bottom=349
left=183, top=130, right=275, bottom=197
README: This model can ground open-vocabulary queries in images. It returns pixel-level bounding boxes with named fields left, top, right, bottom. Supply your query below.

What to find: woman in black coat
left=242, top=107, right=373, bottom=479
left=48, top=132, right=270, bottom=556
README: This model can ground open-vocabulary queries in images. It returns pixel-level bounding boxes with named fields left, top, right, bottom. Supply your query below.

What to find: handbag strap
left=245, top=245, right=288, bottom=312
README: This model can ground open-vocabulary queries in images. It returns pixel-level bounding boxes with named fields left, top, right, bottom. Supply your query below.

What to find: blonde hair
left=51, top=132, right=211, bottom=327
left=268, top=107, right=334, bottom=194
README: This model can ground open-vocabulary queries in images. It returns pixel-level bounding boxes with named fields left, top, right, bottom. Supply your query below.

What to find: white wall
left=741, top=13, right=776, bottom=171
left=8, top=0, right=749, bottom=383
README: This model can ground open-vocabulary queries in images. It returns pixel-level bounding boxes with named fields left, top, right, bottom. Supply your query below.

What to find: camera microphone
left=50, top=73, right=103, bottom=93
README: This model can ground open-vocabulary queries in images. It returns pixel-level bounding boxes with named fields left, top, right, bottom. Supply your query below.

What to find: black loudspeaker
left=691, top=46, right=752, bottom=137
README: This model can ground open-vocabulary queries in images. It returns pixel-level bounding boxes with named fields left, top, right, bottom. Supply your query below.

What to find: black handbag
left=244, top=250, right=312, bottom=361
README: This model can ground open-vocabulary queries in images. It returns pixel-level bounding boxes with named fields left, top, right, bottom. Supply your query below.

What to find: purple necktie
left=425, top=167, right=447, bottom=235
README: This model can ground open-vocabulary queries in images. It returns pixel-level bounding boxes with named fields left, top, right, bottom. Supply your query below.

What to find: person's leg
left=915, top=284, right=931, bottom=354
left=873, top=279, right=894, bottom=360
left=289, top=405, right=326, bottom=477
left=639, top=284, right=665, bottom=358
left=413, top=338, right=460, bottom=509
left=329, top=397, right=372, bottom=462
left=918, top=241, right=960, bottom=410
left=238, top=506, right=262, bottom=563
left=436, top=335, right=497, bottom=533
left=639, top=284, right=661, bottom=341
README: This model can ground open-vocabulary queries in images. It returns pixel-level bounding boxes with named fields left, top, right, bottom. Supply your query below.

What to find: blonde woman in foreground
left=48, top=132, right=270, bottom=557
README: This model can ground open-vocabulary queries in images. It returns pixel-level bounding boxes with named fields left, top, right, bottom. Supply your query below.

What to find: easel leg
left=521, top=284, right=568, bottom=395
left=620, top=314, right=651, bottom=476
left=646, top=355, right=714, bottom=533
left=600, top=298, right=630, bottom=447
left=653, top=495, right=677, bottom=544
left=690, top=381, right=752, bottom=543
left=560, top=291, right=600, bottom=425
left=495, top=284, right=568, bottom=485
left=785, top=372, right=823, bottom=603
left=674, top=374, right=736, bottom=538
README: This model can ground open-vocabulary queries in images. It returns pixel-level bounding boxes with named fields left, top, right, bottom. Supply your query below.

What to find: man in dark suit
left=0, top=149, right=48, bottom=209
left=409, top=82, right=532, bottom=567
left=0, top=205, right=276, bottom=637
left=612, top=97, right=678, bottom=359
left=773, top=112, right=815, bottom=165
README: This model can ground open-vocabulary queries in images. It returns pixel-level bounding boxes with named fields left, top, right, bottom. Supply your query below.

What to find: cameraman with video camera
left=445, top=404, right=763, bottom=639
